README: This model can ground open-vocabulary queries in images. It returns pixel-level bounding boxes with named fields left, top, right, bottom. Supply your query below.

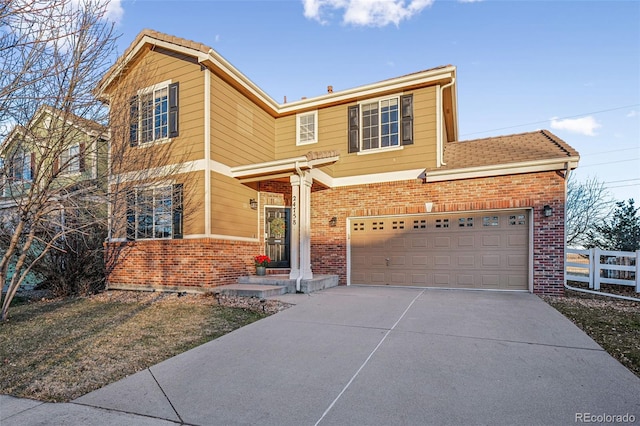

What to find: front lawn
left=0, top=291, right=288, bottom=402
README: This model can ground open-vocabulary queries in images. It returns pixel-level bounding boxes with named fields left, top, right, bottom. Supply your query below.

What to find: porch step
left=215, top=284, right=287, bottom=298
left=237, top=274, right=339, bottom=294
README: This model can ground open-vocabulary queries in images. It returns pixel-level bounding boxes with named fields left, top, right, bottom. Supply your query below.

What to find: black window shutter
left=29, top=152, right=36, bottom=180
left=348, top=105, right=359, bottom=153
left=401, top=94, right=413, bottom=145
left=78, top=143, right=86, bottom=173
left=168, top=82, right=179, bottom=138
left=172, top=183, right=183, bottom=239
left=126, top=190, right=135, bottom=241
left=129, top=95, right=139, bottom=147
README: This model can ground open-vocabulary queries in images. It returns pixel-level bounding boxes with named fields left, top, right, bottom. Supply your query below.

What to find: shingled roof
left=434, top=130, right=579, bottom=171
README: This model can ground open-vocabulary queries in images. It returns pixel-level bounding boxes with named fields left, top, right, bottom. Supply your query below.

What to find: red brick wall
left=105, top=238, right=261, bottom=290
left=106, top=171, right=566, bottom=295
left=310, top=171, right=566, bottom=295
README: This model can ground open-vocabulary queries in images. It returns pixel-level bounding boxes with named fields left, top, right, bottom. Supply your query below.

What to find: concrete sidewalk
left=2, top=287, right=639, bottom=425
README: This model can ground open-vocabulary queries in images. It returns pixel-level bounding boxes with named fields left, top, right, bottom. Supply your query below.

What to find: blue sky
left=107, top=0, right=639, bottom=203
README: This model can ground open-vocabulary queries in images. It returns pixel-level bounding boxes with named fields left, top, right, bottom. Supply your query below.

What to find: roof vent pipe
left=327, top=85, right=333, bottom=93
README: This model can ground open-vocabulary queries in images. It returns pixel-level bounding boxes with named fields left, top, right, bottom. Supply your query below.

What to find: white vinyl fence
left=566, top=248, right=639, bottom=293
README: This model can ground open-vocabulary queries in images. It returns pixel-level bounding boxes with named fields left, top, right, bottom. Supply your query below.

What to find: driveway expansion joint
left=148, top=367, right=184, bottom=424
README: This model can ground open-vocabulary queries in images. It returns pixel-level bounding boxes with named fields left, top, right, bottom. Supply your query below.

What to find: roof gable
left=98, top=29, right=457, bottom=135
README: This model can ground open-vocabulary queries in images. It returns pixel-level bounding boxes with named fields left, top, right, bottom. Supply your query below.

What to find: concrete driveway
left=3, top=286, right=639, bottom=425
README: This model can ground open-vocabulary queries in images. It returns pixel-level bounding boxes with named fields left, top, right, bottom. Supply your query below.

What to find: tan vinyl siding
left=105, top=48, right=205, bottom=175
left=210, top=73, right=275, bottom=166
left=210, top=172, right=258, bottom=238
left=181, top=170, right=205, bottom=235
left=274, top=86, right=438, bottom=178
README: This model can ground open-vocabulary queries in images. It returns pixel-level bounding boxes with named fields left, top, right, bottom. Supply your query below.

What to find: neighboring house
left=99, top=30, right=579, bottom=295
left=0, top=105, right=109, bottom=289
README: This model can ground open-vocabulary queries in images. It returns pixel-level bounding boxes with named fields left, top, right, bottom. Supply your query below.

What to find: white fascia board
left=197, top=52, right=279, bottom=112
left=100, top=34, right=455, bottom=118
left=308, top=168, right=334, bottom=187
left=278, top=67, right=456, bottom=115
left=331, top=169, right=425, bottom=188
left=426, top=158, right=580, bottom=182
left=230, top=156, right=309, bottom=179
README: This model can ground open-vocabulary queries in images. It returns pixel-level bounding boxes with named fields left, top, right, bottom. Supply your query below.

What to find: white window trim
left=135, top=79, right=173, bottom=147
left=296, top=110, right=318, bottom=146
left=60, top=144, right=81, bottom=176
left=357, top=94, right=402, bottom=153
left=132, top=181, right=176, bottom=241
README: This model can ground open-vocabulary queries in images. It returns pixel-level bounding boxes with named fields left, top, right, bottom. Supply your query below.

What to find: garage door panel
left=410, top=255, right=428, bottom=267
left=434, top=236, right=451, bottom=248
left=481, top=254, right=501, bottom=267
left=481, top=235, right=501, bottom=247
left=351, top=210, right=529, bottom=291
left=434, top=256, right=451, bottom=266
left=457, top=235, right=475, bottom=247
left=507, top=254, right=527, bottom=267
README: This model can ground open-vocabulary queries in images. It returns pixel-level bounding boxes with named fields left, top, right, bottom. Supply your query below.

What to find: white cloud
left=104, top=0, right=124, bottom=24
left=550, top=116, right=601, bottom=136
left=458, top=0, right=483, bottom=3
left=303, top=0, right=435, bottom=27
left=626, top=110, right=638, bottom=118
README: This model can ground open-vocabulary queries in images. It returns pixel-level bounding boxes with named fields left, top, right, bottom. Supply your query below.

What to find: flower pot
left=256, top=266, right=266, bottom=276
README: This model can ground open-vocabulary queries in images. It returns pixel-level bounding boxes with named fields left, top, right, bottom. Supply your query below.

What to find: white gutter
left=426, top=157, right=580, bottom=182
left=438, top=78, right=455, bottom=166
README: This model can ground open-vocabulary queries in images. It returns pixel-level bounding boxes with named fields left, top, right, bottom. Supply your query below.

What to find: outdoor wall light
left=329, top=216, right=337, bottom=227
left=543, top=205, right=553, bottom=217
left=249, top=198, right=258, bottom=210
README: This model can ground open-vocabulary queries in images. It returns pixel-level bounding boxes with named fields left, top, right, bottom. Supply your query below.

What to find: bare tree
left=566, top=175, right=613, bottom=248
left=0, top=0, right=117, bottom=320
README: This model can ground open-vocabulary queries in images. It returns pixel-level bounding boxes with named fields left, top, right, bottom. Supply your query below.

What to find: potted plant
left=254, top=254, right=271, bottom=276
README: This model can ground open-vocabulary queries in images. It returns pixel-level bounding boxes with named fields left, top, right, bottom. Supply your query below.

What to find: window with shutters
left=126, top=184, right=183, bottom=240
left=129, top=80, right=179, bottom=147
left=296, top=111, right=317, bottom=145
left=348, top=93, right=413, bottom=153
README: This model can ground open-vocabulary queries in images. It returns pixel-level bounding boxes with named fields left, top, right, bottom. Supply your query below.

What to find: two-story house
left=99, top=30, right=579, bottom=295
left=0, top=105, right=109, bottom=289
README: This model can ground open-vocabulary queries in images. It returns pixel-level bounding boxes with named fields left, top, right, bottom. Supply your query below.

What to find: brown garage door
left=350, top=210, right=529, bottom=290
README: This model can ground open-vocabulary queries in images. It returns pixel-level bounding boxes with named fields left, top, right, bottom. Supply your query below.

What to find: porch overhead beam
left=230, top=154, right=339, bottom=181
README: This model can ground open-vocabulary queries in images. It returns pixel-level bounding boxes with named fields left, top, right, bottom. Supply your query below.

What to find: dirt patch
left=543, top=289, right=640, bottom=378
left=0, top=290, right=291, bottom=402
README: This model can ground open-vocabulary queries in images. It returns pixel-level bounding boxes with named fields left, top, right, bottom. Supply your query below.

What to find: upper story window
left=362, top=98, right=399, bottom=149
left=296, top=111, right=317, bottom=145
left=7, top=151, right=33, bottom=181
left=60, top=144, right=82, bottom=174
left=126, top=184, right=183, bottom=240
left=348, top=93, right=413, bottom=154
left=130, top=81, right=179, bottom=147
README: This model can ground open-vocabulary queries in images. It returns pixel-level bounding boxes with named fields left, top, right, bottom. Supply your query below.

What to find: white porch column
left=300, top=171, right=313, bottom=279
left=289, top=174, right=300, bottom=279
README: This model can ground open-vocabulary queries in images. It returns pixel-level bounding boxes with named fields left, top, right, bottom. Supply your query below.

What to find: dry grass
left=0, top=291, right=289, bottom=402
left=544, top=288, right=640, bottom=378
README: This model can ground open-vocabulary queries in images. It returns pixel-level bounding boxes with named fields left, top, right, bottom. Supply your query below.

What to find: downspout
left=294, top=161, right=303, bottom=292
left=561, top=163, right=639, bottom=301
left=438, top=77, right=455, bottom=167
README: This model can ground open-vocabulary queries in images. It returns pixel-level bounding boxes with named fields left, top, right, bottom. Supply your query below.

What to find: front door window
left=265, top=207, right=290, bottom=268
